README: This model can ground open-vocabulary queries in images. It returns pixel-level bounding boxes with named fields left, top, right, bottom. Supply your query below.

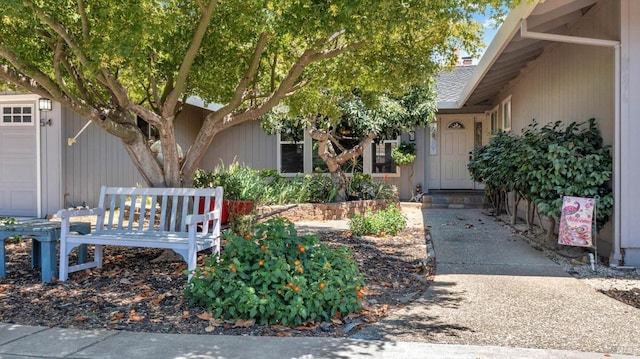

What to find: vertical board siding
left=200, top=121, right=277, bottom=171
left=61, top=108, right=143, bottom=208
left=503, top=1, right=618, bottom=145
left=620, top=0, right=640, bottom=250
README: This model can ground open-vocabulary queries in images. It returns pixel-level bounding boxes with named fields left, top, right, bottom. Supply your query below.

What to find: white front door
left=441, top=117, right=474, bottom=189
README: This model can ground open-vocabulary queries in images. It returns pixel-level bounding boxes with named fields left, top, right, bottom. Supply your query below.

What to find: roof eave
left=455, top=0, right=541, bottom=109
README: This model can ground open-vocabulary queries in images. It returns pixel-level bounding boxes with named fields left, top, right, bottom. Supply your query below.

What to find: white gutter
left=452, top=0, right=540, bottom=110
left=520, top=19, right=622, bottom=266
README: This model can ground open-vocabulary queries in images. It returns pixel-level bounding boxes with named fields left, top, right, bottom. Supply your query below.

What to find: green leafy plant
left=390, top=141, right=417, bottom=166
left=0, top=217, right=16, bottom=226
left=184, top=218, right=365, bottom=326
left=469, top=118, right=613, bottom=244
left=194, top=161, right=263, bottom=202
left=349, top=205, right=407, bottom=236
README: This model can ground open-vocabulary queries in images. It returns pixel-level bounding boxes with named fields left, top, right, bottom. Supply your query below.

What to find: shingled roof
left=435, top=65, right=476, bottom=104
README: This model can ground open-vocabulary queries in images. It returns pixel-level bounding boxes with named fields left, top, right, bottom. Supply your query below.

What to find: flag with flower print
left=558, top=196, right=595, bottom=247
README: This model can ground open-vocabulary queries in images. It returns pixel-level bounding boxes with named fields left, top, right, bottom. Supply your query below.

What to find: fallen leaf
left=111, top=312, right=125, bottom=320
left=73, top=316, right=87, bottom=322
left=119, top=278, right=131, bottom=285
left=233, top=318, right=255, bottom=328
left=197, top=312, right=213, bottom=321
left=182, top=311, right=190, bottom=319
left=150, top=318, right=162, bottom=323
left=276, top=332, right=293, bottom=337
left=128, top=315, right=145, bottom=322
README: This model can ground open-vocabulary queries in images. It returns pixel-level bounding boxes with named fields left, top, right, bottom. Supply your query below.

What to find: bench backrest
left=96, top=186, right=223, bottom=234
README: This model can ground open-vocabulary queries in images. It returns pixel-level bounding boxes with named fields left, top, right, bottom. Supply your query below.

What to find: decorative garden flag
left=558, top=196, right=595, bottom=247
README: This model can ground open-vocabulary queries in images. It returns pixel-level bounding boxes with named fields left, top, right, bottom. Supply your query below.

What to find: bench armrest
left=56, top=208, right=105, bottom=219
left=186, top=209, right=221, bottom=225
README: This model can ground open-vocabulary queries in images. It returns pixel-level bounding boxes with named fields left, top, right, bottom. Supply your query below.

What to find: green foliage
left=349, top=206, right=407, bottom=236
left=468, top=118, right=613, bottom=229
left=391, top=141, right=417, bottom=166
left=194, top=161, right=263, bottom=201
left=0, top=217, right=16, bottom=226
left=184, top=218, right=365, bottom=326
left=196, top=166, right=396, bottom=205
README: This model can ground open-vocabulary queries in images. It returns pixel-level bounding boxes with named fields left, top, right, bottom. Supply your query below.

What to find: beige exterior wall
left=619, top=0, right=640, bottom=265
left=61, top=107, right=143, bottom=208
left=497, top=0, right=618, bottom=144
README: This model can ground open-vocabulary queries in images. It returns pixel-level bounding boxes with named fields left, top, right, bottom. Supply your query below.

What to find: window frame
left=501, top=96, right=512, bottom=132
left=368, top=137, right=401, bottom=178
left=1, top=105, right=35, bottom=126
left=489, top=105, right=500, bottom=133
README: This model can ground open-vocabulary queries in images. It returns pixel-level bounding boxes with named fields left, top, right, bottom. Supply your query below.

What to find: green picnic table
left=0, top=219, right=91, bottom=282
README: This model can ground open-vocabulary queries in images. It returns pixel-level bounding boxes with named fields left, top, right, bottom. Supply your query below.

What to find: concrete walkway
left=354, top=208, right=640, bottom=356
left=0, top=208, right=638, bottom=358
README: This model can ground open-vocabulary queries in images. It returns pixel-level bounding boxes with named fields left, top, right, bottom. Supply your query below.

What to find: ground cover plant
left=349, top=206, right=407, bottom=237
left=184, top=217, right=365, bottom=326
left=194, top=162, right=397, bottom=205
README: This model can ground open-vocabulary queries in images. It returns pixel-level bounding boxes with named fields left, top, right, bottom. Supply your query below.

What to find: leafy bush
left=193, top=161, right=263, bottom=202
left=184, top=218, right=365, bottom=326
left=349, top=205, right=406, bottom=236
left=469, top=118, right=613, bottom=239
left=390, top=141, right=417, bottom=166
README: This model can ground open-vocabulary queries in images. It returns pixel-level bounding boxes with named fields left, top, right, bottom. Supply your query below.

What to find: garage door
left=0, top=104, right=38, bottom=217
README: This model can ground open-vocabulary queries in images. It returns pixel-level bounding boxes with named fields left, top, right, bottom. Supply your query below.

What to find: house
left=0, top=0, right=638, bottom=266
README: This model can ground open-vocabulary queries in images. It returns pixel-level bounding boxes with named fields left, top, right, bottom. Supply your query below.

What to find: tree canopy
left=0, top=0, right=518, bottom=188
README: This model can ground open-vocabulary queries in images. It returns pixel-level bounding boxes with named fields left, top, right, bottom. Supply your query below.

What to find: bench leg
left=94, top=244, right=104, bottom=269
left=0, top=239, right=5, bottom=278
left=31, top=238, right=41, bottom=269
left=39, top=232, right=58, bottom=283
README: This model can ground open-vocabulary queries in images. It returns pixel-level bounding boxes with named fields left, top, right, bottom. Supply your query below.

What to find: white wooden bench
left=56, top=185, right=223, bottom=282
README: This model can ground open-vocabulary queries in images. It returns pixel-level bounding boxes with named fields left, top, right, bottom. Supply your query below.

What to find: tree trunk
left=545, top=216, right=557, bottom=247
left=511, top=192, right=520, bottom=225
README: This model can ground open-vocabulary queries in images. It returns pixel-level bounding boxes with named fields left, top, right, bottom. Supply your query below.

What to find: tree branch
left=76, top=0, right=90, bottom=41
left=23, top=0, right=130, bottom=107
left=162, top=0, right=218, bottom=119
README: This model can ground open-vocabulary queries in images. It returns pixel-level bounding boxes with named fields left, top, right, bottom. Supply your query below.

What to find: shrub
left=184, top=217, right=365, bottom=326
left=349, top=206, right=406, bottom=236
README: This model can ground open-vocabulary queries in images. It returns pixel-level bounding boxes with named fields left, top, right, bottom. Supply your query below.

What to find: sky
left=461, top=9, right=505, bottom=64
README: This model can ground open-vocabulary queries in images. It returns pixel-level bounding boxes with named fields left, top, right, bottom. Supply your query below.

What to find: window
left=371, top=140, right=398, bottom=174
left=137, top=116, right=158, bottom=140
left=1, top=105, right=33, bottom=125
left=278, top=127, right=304, bottom=173
left=489, top=106, right=499, bottom=133
left=501, top=96, right=512, bottom=131
left=429, top=121, right=438, bottom=155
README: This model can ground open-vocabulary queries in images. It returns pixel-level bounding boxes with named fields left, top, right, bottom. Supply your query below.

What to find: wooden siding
left=40, top=102, right=63, bottom=216
left=498, top=0, right=618, bottom=144
left=61, top=108, right=143, bottom=208
left=620, top=0, right=640, bottom=253
left=200, top=121, right=277, bottom=171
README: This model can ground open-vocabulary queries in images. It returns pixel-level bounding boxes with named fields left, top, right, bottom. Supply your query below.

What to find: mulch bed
left=0, top=227, right=432, bottom=337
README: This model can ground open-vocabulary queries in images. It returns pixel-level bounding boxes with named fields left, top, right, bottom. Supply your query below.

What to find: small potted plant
left=193, top=162, right=261, bottom=223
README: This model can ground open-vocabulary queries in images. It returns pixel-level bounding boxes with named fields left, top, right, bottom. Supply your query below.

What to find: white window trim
left=501, top=96, right=512, bottom=132
left=489, top=105, right=500, bottom=133
left=276, top=129, right=309, bottom=176
left=1, top=104, right=35, bottom=126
